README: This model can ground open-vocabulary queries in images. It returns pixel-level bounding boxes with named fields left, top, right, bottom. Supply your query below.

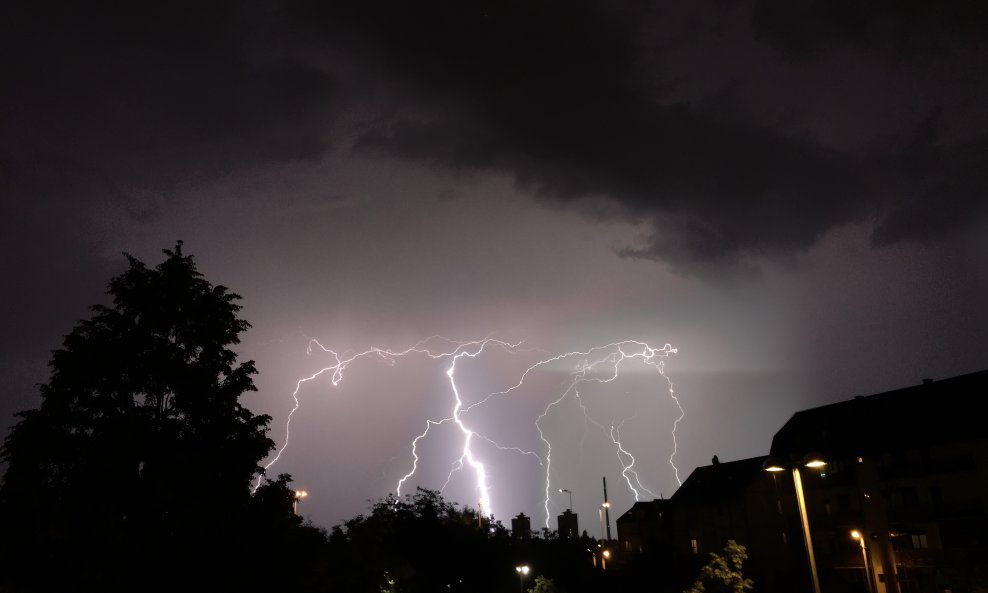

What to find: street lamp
left=852, top=530, right=875, bottom=593
left=515, top=565, right=530, bottom=593
left=293, top=489, right=308, bottom=515
left=558, top=488, right=573, bottom=510
left=601, top=549, right=611, bottom=571
left=764, top=453, right=827, bottom=593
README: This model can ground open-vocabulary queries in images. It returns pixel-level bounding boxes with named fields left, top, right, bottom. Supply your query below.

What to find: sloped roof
left=670, top=456, right=768, bottom=507
left=770, top=369, right=987, bottom=459
left=616, top=499, right=671, bottom=524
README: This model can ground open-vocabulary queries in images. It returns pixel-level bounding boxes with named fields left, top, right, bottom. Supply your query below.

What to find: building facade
left=615, top=370, right=988, bottom=593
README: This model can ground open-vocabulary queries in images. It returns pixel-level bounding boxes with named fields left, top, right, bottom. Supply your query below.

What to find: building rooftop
left=770, top=369, right=988, bottom=459
left=616, top=499, right=672, bottom=525
left=670, top=456, right=768, bottom=507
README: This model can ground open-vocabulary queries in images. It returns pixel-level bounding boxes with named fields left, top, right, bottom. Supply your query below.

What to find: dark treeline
left=0, top=245, right=746, bottom=593
left=0, top=244, right=325, bottom=593
left=325, top=488, right=605, bottom=593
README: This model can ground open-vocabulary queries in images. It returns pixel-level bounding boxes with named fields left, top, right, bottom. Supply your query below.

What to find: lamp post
left=558, top=488, right=573, bottom=510
left=293, top=489, right=308, bottom=515
left=764, top=453, right=827, bottom=593
left=515, top=565, right=530, bottom=593
left=852, top=530, right=875, bottom=593
left=601, top=549, right=611, bottom=571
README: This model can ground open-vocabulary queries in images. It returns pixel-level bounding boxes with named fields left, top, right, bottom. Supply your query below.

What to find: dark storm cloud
left=0, top=1, right=334, bottom=432
left=356, top=102, right=867, bottom=271
left=871, top=110, right=988, bottom=245
left=293, top=0, right=988, bottom=272
left=3, top=0, right=986, bottom=273
left=749, top=0, right=988, bottom=249
left=0, top=0, right=336, bottom=191
left=0, top=154, right=128, bottom=355
left=751, top=0, right=988, bottom=61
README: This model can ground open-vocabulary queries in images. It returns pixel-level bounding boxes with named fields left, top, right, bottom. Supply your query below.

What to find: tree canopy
left=683, top=540, right=754, bottom=593
left=327, top=488, right=508, bottom=593
left=321, top=488, right=609, bottom=593
left=0, top=243, right=277, bottom=592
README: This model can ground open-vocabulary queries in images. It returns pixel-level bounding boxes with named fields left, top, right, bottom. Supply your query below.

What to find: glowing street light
left=514, top=564, right=530, bottom=593
left=601, top=501, right=611, bottom=541
left=763, top=453, right=827, bottom=593
left=293, top=489, right=308, bottom=515
left=558, top=488, right=573, bottom=510
left=852, top=530, right=875, bottom=593
left=601, top=549, right=611, bottom=571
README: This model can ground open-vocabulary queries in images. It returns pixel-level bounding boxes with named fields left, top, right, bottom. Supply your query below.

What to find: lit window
left=911, top=534, right=928, bottom=549
left=691, top=539, right=698, bottom=555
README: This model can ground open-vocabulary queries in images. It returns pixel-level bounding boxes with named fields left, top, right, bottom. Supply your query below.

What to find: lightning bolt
left=257, top=335, right=679, bottom=526
left=445, top=341, right=494, bottom=517
left=254, top=335, right=517, bottom=494
left=668, top=382, right=685, bottom=486
left=529, top=341, right=677, bottom=526
left=397, top=417, right=453, bottom=498
left=609, top=421, right=658, bottom=501
left=572, top=391, right=656, bottom=502
left=438, top=431, right=542, bottom=496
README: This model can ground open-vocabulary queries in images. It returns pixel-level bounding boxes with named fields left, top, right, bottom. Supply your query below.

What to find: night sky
left=2, top=1, right=987, bottom=530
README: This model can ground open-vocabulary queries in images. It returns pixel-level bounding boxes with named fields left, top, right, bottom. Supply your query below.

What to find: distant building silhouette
left=616, top=499, right=672, bottom=554
left=557, top=509, right=579, bottom=539
left=615, top=369, right=988, bottom=593
left=512, top=512, right=531, bottom=539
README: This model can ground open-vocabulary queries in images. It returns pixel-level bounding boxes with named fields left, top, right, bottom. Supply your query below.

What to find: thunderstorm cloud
left=3, top=0, right=987, bottom=275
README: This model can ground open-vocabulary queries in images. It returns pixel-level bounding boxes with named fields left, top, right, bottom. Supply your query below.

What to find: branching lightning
left=445, top=342, right=494, bottom=516
left=257, top=335, right=679, bottom=527
left=526, top=341, right=677, bottom=526
left=610, top=421, right=658, bottom=501
left=668, top=385, right=685, bottom=486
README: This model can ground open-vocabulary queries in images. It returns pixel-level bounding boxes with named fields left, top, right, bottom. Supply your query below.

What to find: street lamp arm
left=764, top=455, right=827, bottom=593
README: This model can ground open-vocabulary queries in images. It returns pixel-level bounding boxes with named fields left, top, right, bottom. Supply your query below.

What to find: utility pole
left=602, top=477, right=612, bottom=541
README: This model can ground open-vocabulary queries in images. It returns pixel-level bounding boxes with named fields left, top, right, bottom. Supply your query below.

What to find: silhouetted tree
left=683, top=540, right=754, bottom=593
left=0, top=243, right=276, bottom=592
left=528, top=575, right=558, bottom=593
left=323, top=489, right=609, bottom=593
left=250, top=472, right=304, bottom=528
left=326, top=488, right=512, bottom=593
